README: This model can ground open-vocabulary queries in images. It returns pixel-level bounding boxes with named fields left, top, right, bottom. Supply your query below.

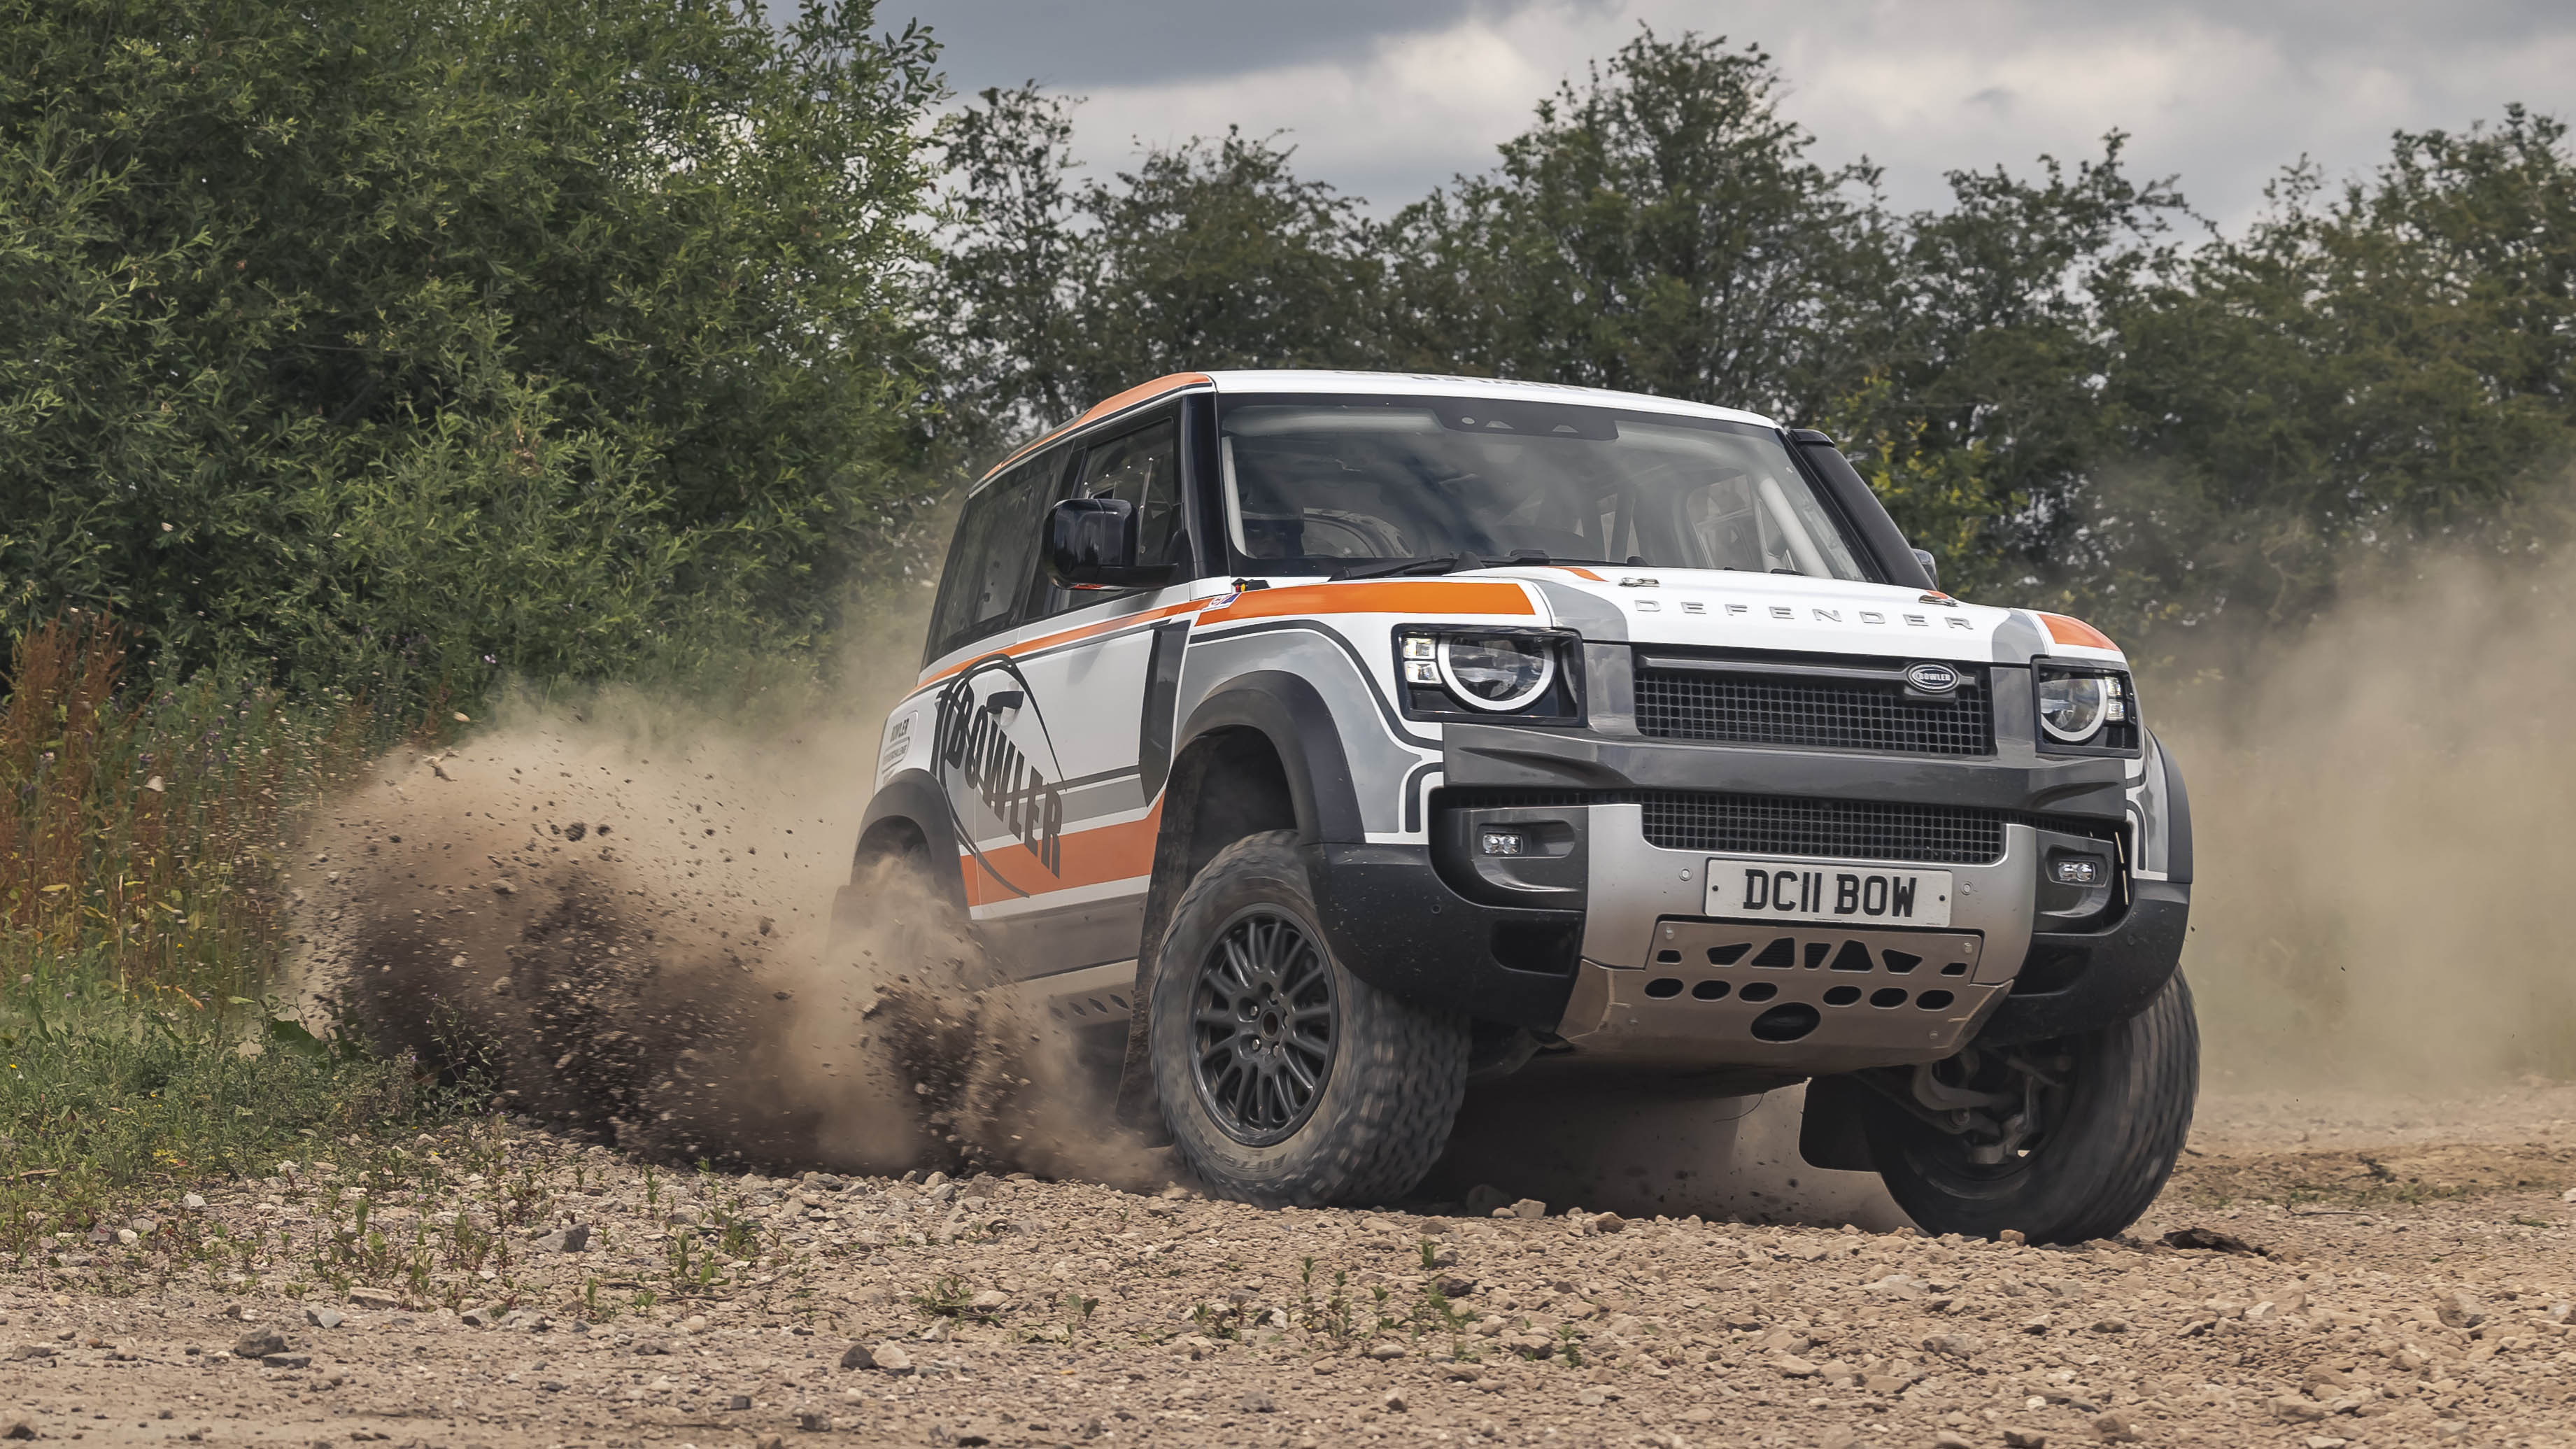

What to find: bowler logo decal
left=933, top=657, right=1066, bottom=893
left=1904, top=662, right=1960, bottom=693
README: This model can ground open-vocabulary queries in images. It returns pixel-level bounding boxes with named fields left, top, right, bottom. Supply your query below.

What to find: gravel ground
left=10, top=1083, right=2576, bottom=1449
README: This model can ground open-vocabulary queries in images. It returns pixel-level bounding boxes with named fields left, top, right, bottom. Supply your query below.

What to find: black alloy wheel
left=1190, top=908, right=1338, bottom=1145
left=1147, top=830, right=1469, bottom=1206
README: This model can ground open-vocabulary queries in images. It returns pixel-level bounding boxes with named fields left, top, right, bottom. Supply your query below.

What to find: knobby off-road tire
left=1866, top=972, right=2198, bottom=1244
left=1149, top=830, right=1469, bottom=1207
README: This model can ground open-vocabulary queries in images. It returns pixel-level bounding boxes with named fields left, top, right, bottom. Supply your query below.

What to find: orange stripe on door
left=1198, top=579, right=1536, bottom=626
left=917, top=597, right=1213, bottom=692
left=960, top=800, right=1163, bottom=908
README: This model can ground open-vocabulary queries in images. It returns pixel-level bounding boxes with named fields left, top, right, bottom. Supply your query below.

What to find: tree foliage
left=935, top=31, right=2575, bottom=651
left=930, top=88, right=1377, bottom=454
left=1381, top=31, right=1885, bottom=416
left=1, top=0, right=941, bottom=701
left=6, top=10, right=2569, bottom=679
left=2084, top=107, right=2576, bottom=637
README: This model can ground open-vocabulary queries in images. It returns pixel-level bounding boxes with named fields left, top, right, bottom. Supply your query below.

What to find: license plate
left=1702, top=856, right=1954, bottom=928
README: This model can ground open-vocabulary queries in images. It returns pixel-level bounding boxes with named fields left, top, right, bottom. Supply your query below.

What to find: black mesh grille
left=1634, top=662, right=1994, bottom=756
left=1636, top=793, right=2004, bottom=865
left=1438, top=789, right=2114, bottom=866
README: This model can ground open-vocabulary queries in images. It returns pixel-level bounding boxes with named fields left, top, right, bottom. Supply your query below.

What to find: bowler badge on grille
left=1904, top=663, right=1960, bottom=694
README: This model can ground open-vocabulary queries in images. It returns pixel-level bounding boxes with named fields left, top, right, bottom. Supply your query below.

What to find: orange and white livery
left=845, top=371, right=2196, bottom=1236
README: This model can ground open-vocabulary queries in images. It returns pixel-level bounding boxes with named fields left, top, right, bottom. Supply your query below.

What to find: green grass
left=1, top=614, right=474, bottom=1264
left=0, top=991, right=453, bottom=1259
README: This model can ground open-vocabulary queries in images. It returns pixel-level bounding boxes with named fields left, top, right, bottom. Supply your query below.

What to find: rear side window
left=927, top=454, right=1056, bottom=659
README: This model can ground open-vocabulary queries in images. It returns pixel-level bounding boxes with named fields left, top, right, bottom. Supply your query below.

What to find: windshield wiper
left=1329, top=555, right=1480, bottom=580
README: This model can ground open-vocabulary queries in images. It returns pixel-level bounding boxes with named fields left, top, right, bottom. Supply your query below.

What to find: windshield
left=1216, top=395, right=1870, bottom=581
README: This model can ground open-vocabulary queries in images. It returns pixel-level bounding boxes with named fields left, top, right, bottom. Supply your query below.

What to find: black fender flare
left=1114, top=671, right=1368, bottom=1136
left=2155, top=730, right=2194, bottom=885
left=1170, top=670, right=1365, bottom=844
left=851, top=768, right=965, bottom=911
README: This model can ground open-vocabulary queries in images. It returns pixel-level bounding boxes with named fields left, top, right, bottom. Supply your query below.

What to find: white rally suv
left=847, top=370, right=2195, bottom=1243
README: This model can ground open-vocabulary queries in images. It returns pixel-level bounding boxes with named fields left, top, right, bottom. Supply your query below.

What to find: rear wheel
left=1866, top=972, right=2198, bottom=1244
left=832, top=836, right=980, bottom=982
left=1149, top=830, right=1469, bottom=1206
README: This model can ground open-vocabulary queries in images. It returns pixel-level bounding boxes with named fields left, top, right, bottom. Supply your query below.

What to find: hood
left=1490, top=566, right=2122, bottom=669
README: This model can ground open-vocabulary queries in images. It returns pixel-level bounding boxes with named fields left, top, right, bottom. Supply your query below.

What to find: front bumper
left=1547, top=807, right=2044, bottom=1071
left=1314, top=716, right=2189, bottom=1073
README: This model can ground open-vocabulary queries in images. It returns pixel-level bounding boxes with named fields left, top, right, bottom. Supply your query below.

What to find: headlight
left=2036, top=668, right=2130, bottom=744
left=1438, top=634, right=1557, bottom=712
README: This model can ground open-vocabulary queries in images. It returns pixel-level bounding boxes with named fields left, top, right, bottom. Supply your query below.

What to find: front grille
left=1634, top=660, right=1994, bottom=756
left=1439, top=789, right=2114, bottom=866
left=1638, top=793, right=2004, bottom=865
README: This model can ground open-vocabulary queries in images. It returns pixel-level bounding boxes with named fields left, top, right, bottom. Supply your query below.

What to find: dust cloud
left=2162, top=543, right=2576, bottom=1087
left=288, top=679, right=1156, bottom=1187
left=285, top=530, right=2576, bottom=1185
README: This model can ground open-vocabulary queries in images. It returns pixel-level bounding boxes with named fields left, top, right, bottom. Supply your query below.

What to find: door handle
left=982, top=691, right=1025, bottom=715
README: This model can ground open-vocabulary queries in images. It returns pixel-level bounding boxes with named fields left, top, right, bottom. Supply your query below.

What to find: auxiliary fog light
left=1479, top=830, right=1528, bottom=858
left=2051, top=858, right=2102, bottom=886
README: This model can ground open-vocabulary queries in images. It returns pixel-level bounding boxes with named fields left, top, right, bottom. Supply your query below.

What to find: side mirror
left=1911, top=548, right=1941, bottom=592
left=1046, top=497, right=1179, bottom=589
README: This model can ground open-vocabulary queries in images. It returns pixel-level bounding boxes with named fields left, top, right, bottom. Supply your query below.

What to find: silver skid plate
left=1554, top=920, right=2006, bottom=1071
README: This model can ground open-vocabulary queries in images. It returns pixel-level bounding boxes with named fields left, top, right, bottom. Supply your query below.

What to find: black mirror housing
left=1046, top=497, right=1179, bottom=589
left=1911, top=548, right=1941, bottom=591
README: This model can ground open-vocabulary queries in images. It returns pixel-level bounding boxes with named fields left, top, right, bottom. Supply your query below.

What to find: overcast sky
left=888, top=0, right=2576, bottom=226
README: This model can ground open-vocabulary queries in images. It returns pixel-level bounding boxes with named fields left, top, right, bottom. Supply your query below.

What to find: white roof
left=1199, top=369, right=1780, bottom=430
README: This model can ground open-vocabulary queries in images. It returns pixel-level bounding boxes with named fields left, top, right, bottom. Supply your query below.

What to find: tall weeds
left=1, top=614, right=459, bottom=1266
left=1, top=613, right=372, bottom=1008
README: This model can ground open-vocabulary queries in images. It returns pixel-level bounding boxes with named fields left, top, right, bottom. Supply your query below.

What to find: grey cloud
left=894, top=0, right=1566, bottom=90
left=888, top=0, right=2576, bottom=229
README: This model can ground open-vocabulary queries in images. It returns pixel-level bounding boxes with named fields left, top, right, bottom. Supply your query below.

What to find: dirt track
left=11, top=1082, right=2576, bottom=1449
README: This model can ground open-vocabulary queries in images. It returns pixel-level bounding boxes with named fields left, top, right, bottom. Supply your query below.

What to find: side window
left=1081, top=414, right=1184, bottom=564
left=1032, top=411, right=1189, bottom=619
left=926, top=457, right=1054, bottom=658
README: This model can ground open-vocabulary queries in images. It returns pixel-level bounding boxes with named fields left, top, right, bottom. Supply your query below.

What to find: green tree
left=2080, top=106, right=2576, bottom=642
left=1381, top=29, right=1885, bottom=417
left=1075, top=127, right=1381, bottom=396
left=929, top=83, right=1091, bottom=448
left=0, top=0, right=941, bottom=702
left=1820, top=137, right=2189, bottom=601
left=931, top=87, right=1380, bottom=449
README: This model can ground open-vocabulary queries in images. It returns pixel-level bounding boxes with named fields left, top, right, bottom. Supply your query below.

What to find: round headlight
left=2037, top=672, right=2114, bottom=743
left=1438, top=635, right=1556, bottom=712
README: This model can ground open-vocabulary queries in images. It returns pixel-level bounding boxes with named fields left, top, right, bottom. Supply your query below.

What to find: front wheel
left=1149, top=830, right=1469, bottom=1206
left=1866, top=972, right=2198, bottom=1244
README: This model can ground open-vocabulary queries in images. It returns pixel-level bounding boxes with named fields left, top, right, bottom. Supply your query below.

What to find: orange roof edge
left=980, top=373, right=1215, bottom=483
left=2037, top=612, right=2118, bottom=651
left=1075, top=372, right=1213, bottom=427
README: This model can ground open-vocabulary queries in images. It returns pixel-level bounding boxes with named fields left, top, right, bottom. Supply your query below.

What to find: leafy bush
left=1, top=0, right=944, bottom=707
